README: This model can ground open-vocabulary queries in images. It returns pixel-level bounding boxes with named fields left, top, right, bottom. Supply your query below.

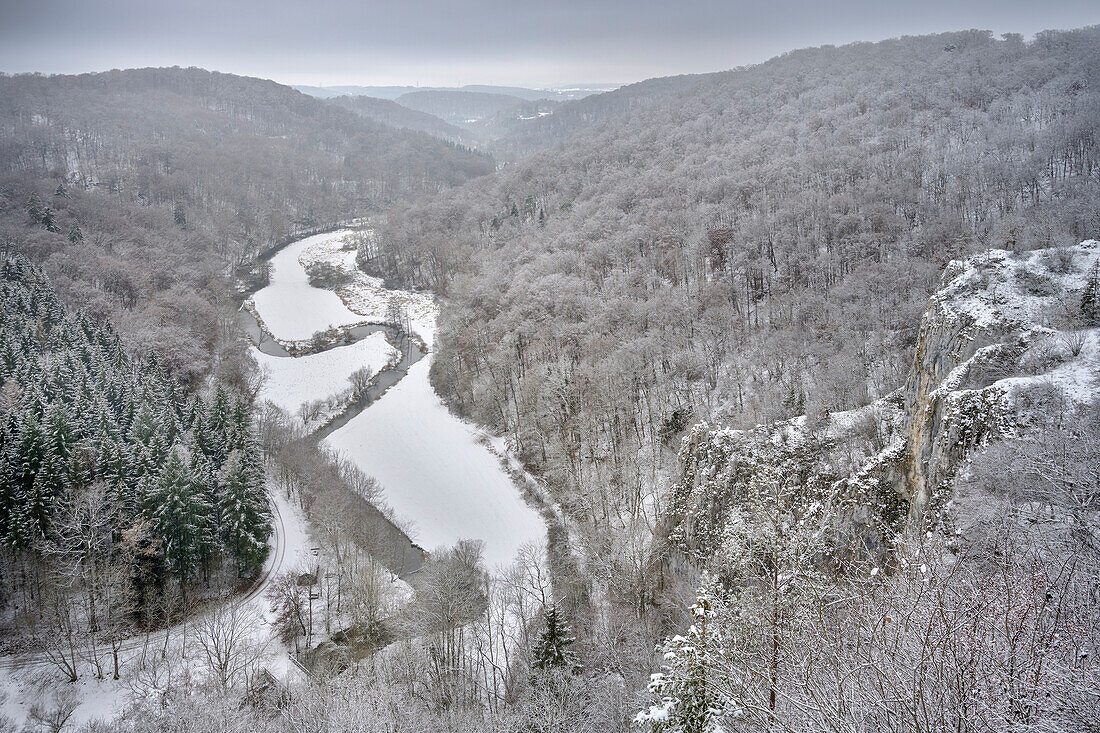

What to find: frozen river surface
left=250, top=230, right=544, bottom=568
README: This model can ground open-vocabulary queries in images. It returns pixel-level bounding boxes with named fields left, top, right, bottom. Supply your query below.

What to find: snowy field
left=250, top=229, right=438, bottom=348
left=299, top=230, right=438, bottom=348
left=324, top=357, right=546, bottom=569
left=250, top=231, right=366, bottom=341
left=253, top=333, right=399, bottom=415
left=254, top=226, right=544, bottom=569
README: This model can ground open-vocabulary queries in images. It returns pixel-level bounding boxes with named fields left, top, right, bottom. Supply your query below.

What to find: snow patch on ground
left=299, top=230, right=438, bottom=349
left=253, top=333, right=398, bottom=416
left=324, top=357, right=546, bottom=570
left=933, top=240, right=1100, bottom=331
left=984, top=328, right=1100, bottom=413
left=0, top=669, right=131, bottom=731
left=927, top=240, right=1100, bottom=420
left=250, top=228, right=438, bottom=349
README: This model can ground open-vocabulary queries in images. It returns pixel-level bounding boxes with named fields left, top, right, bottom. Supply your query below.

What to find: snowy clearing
left=324, top=356, right=546, bottom=569
left=253, top=333, right=399, bottom=416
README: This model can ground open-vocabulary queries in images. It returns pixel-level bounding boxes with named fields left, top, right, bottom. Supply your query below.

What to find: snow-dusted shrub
left=1015, top=267, right=1060, bottom=297
left=1019, top=336, right=1064, bottom=375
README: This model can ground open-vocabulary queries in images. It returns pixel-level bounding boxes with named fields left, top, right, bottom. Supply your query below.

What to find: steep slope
left=375, top=28, right=1099, bottom=542
left=901, top=241, right=1100, bottom=521
left=668, top=239, right=1100, bottom=567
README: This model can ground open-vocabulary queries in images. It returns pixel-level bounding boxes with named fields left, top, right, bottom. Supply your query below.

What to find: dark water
left=311, top=335, right=425, bottom=441
left=236, top=309, right=292, bottom=357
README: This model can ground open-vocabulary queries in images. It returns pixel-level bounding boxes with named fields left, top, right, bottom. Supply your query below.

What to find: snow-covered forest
left=0, top=17, right=1098, bottom=733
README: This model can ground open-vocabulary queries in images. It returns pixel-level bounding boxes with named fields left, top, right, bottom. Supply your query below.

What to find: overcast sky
left=1, top=1, right=1097, bottom=89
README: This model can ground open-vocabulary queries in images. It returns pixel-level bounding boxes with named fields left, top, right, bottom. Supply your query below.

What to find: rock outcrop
left=902, top=241, right=1100, bottom=525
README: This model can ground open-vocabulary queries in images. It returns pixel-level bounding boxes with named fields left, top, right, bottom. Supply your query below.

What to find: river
left=246, top=229, right=545, bottom=569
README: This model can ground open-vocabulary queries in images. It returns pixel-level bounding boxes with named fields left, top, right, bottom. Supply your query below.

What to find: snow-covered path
left=0, top=481, right=314, bottom=729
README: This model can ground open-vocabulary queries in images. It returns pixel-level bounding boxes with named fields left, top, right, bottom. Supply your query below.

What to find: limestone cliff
left=671, top=241, right=1099, bottom=566
left=902, top=241, right=1100, bottom=525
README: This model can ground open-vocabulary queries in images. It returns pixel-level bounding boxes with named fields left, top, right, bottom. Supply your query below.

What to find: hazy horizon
left=1, top=1, right=1097, bottom=89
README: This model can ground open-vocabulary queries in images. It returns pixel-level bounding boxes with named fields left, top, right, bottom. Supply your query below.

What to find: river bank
left=246, top=228, right=545, bottom=569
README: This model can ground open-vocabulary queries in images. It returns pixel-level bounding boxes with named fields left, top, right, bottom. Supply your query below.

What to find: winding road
left=0, top=496, right=289, bottom=673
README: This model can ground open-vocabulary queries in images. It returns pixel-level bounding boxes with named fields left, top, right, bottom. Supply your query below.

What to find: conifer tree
left=206, top=387, right=232, bottom=466
left=13, top=413, right=48, bottom=536
left=1082, top=262, right=1100, bottom=326
left=147, top=445, right=210, bottom=588
left=218, top=446, right=270, bottom=574
left=532, top=604, right=578, bottom=671
left=189, top=450, right=218, bottom=572
left=635, top=592, right=726, bottom=733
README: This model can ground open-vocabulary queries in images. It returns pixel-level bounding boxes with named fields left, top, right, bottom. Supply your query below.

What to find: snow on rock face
left=253, top=332, right=399, bottom=416
left=903, top=241, right=1100, bottom=522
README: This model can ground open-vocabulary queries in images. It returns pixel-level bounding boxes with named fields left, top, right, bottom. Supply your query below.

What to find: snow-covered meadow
left=298, top=230, right=438, bottom=349
left=252, top=333, right=399, bottom=416
left=250, top=231, right=367, bottom=342
left=324, top=357, right=546, bottom=569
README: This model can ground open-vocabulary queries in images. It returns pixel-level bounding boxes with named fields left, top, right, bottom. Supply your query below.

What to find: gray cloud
left=1, top=0, right=1097, bottom=87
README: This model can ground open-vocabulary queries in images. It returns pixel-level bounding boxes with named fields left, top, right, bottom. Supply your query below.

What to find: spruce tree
left=532, top=604, right=578, bottom=671
left=218, top=446, right=271, bottom=574
left=13, top=414, right=48, bottom=536
left=189, top=450, right=218, bottom=572
left=1082, top=262, right=1100, bottom=326
left=635, top=592, right=726, bottom=733
left=147, top=445, right=210, bottom=588
left=206, top=387, right=232, bottom=466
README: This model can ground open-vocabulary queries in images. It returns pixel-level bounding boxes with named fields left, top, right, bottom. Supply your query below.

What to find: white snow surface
left=252, top=333, right=398, bottom=415
left=324, top=356, right=545, bottom=569
left=930, top=240, right=1100, bottom=414
left=933, top=240, right=1100, bottom=331
left=298, top=230, right=438, bottom=349
left=250, top=231, right=369, bottom=342
left=256, top=227, right=542, bottom=568
left=250, top=228, right=438, bottom=349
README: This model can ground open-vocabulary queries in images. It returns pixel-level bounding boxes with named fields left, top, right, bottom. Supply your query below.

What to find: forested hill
left=0, top=67, right=494, bottom=386
left=486, top=72, right=711, bottom=159
left=0, top=257, right=271, bottom=648
left=375, top=28, right=1099, bottom=522
left=326, top=94, right=480, bottom=147
left=394, top=89, right=529, bottom=125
